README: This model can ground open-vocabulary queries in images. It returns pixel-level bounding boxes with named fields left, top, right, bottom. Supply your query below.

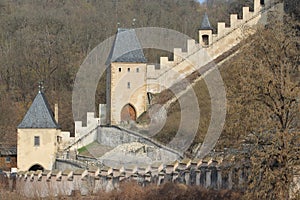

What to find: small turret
left=199, top=13, right=213, bottom=47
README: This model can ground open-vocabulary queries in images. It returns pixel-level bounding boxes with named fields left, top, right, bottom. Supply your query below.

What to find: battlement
left=15, top=155, right=249, bottom=197
left=146, top=0, right=283, bottom=94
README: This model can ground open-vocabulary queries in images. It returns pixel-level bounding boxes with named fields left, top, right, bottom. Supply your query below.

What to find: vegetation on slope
left=152, top=12, right=299, bottom=198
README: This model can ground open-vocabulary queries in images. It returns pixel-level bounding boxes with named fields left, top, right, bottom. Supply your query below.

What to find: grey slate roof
left=109, top=28, right=147, bottom=63
left=200, top=13, right=213, bottom=30
left=0, top=147, right=17, bottom=156
left=18, top=91, right=60, bottom=129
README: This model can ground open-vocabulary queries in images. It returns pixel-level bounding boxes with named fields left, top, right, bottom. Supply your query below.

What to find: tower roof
left=200, top=13, right=213, bottom=30
left=18, top=91, right=59, bottom=129
left=109, top=28, right=147, bottom=63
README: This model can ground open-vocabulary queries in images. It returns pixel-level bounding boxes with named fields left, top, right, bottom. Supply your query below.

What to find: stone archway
left=29, top=164, right=44, bottom=171
left=121, top=104, right=136, bottom=122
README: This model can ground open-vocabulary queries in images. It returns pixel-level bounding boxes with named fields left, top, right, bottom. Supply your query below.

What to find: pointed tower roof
left=18, top=90, right=59, bottom=129
left=200, top=13, right=213, bottom=30
left=109, top=28, right=147, bottom=63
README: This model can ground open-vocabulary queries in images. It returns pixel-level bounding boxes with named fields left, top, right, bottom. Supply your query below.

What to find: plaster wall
left=109, top=62, right=147, bottom=124
left=17, top=128, right=60, bottom=171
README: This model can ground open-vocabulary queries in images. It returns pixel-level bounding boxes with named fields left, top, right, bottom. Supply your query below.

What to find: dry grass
left=140, top=44, right=242, bottom=152
left=92, top=181, right=242, bottom=200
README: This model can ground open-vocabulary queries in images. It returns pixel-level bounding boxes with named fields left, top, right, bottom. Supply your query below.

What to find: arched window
left=202, top=35, right=209, bottom=46
left=121, top=104, right=136, bottom=122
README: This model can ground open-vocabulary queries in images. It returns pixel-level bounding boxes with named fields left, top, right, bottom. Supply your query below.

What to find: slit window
left=128, top=68, right=130, bottom=72
left=202, top=35, right=209, bottom=46
left=119, top=68, right=121, bottom=72
left=127, top=82, right=130, bottom=89
left=34, top=136, right=40, bottom=146
left=136, top=68, right=139, bottom=73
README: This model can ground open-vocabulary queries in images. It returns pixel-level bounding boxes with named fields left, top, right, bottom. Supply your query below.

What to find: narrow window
left=127, top=68, right=130, bottom=72
left=136, top=68, right=139, bottom=73
left=202, top=35, right=209, bottom=46
left=127, top=82, right=130, bottom=89
left=34, top=136, right=40, bottom=146
left=5, top=157, right=10, bottom=163
left=118, top=68, right=121, bottom=72
left=57, top=136, right=62, bottom=144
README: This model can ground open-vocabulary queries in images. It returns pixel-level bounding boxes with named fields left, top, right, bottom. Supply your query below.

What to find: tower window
left=127, top=82, right=131, bottom=89
left=202, top=35, right=209, bottom=46
left=34, top=136, right=40, bottom=146
left=128, top=68, right=130, bottom=72
left=136, top=68, right=139, bottom=73
left=119, top=68, right=121, bottom=72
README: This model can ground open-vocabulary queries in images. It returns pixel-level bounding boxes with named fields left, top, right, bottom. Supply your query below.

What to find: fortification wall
left=55, top=159, right=87, bottom=171
left=146, top=0, right=283, bottom=94
left=68, top=112, right=99, bottom=151
left=15, top=156, right=247, bottom=198
left=11, top=158, right=300, bottom=198
left=98, top=126, right=182, bottom=162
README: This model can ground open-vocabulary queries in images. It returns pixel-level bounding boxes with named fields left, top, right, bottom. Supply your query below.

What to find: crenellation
left=62, top=169, right=74, bottom=181
left=35, top=170, right=43, bottom=181
left=242, top=7, right=251, bottom=21
left=178, top=158, right=191, bottom=170
left=187, top=39, right=198, bottom=54
left=254, top=0, right=262, bottom=13
left=230, top=14, right=239, bottom=28
left=191, top=158, right=202, bottom=169
left=165, top=160, right=179, bottom=174
left=217, top=22, right=226, bottom=38
left=13, top=155, right=271, bottom=197
left=173, top=48, right=183, bottom=63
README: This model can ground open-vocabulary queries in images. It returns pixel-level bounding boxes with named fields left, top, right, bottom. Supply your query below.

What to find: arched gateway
left=121, top=104, right=136, bottom=122
left=29, top=164, right=44, bottom=171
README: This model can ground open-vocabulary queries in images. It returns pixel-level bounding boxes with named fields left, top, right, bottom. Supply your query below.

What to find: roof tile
left=18, top=91, right=59, bottom=129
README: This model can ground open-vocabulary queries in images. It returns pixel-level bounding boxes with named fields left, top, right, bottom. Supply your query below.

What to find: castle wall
left=55, top=158, right=88, bottom=171
left=17, top=128, right=60, bottom=171
left=13, top=156, right=279, bottom=198
left=146, top=0, right=283, bottom=94
left=98, top=126, right=182, bottom=162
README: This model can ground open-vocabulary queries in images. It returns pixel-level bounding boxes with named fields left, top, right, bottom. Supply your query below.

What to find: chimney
left=54, top=103, right=58, bottom=123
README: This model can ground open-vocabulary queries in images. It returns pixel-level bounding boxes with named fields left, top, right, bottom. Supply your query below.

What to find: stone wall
left=13, top=154, right=300, bottom=198
left=55, top=158, right=88, bottom=171
left=17, top=128, right=60, bottom=171
left=98, top=126, right=182, bottom=162
left=146, top=0, right=283, bottom=94
left=14, top=156, right=248, bottom=198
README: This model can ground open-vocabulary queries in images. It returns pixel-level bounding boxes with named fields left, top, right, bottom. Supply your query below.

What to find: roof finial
left=38, top=81, right=44, bottom=93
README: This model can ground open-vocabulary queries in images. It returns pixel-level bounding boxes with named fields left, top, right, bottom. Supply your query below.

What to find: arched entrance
left=29, top=164, right=44, bottom=171
left=121, top=104, right=136, bottom=122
